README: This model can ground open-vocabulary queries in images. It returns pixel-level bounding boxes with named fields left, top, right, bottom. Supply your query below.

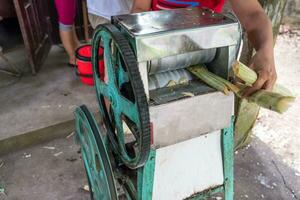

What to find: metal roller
left=149, top=69, right=193, bottom=90
left=149, top=48, right=217, bottom=75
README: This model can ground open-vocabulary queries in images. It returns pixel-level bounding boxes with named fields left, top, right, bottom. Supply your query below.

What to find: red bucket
left=75, top=44, right=104, bottom=86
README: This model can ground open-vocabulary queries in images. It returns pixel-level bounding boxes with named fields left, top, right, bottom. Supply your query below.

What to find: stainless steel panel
left=207, top=45, right=238, bottom=79
left=113, top=8, right=236, bottom=36
left=135, top=24, right=240, bottom=62
left=150, top=92, right=234, bottom=148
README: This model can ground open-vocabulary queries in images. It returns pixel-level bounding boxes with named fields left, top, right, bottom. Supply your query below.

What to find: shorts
left=88, top=13, right=110, bottom=29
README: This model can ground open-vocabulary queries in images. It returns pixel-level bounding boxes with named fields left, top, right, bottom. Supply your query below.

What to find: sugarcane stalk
left=188, top=65, right=244, bottom=95
left=273, top=84, right=294, bottom=97
left=188, top=66, right=230, bottom=95
left=188, top=65, right=295, bottom=114
left=207, top=70, right=242, bottom=94
left=232, top=61, right=257, bottom=86
left=232, top=60, right=294, bottom=96
left=248, top=90, right=295, bottom=114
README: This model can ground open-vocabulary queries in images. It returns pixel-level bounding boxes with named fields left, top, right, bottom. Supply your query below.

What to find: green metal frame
left=222, top=117, right=235, bottom=200
left=137, top=150, right=156, bottom=200
left=75, top=22, right=235, bottom=200
left=113, top=150, right=156, bottom=200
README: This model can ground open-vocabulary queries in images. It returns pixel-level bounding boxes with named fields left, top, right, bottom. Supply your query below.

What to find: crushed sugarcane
left=188, top=66, right=230, bottom=95
left=188, top=64, right=295, bottom=114
left=165, top=80, right=177, bottom=88
left=178, top=77, right=189, bottom=85
left=181, top=92, right=195, bottom=97
left=232, top=61, right=257, bottom=86
left=205, top=70, right=242, bottom=94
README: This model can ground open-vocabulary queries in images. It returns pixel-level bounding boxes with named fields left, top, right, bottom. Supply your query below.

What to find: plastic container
left=75, top=44, right=104, bottom=86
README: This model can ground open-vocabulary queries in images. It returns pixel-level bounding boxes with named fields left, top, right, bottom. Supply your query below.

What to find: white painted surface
left=152, top=131, right=224, bottom=200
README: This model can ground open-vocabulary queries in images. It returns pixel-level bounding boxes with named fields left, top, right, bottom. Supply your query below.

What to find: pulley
left=91, top=24, right=151, bottom=169
left=74, top=105, right=118, bottom=200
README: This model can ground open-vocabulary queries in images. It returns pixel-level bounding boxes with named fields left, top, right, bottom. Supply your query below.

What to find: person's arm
left=131, top=0, right=152, bottom=13
left=229, top=0, right=276, bottom=96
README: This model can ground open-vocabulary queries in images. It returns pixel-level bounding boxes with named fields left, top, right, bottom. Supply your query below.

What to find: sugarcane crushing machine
left=74, top=7, right=241, bottom=200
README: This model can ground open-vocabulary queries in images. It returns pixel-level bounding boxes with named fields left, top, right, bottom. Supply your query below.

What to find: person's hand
left=243, top=49, right=277, bottom=97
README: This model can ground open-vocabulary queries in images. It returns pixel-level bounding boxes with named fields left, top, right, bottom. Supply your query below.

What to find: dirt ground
left=253, top=28, right=300, bottom=173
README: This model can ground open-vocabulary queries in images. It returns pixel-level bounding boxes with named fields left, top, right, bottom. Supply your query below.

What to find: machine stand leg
left=137, top=150, right=156, bottom=200
left=222, top=118, right=234, bottom=200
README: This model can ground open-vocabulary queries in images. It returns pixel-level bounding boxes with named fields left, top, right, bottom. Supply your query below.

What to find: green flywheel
left=75, top=105, right=118, bottom=200
left=91, top=24, right=151, bottom=169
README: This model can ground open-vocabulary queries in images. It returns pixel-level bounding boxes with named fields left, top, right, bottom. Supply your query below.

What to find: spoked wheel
left=91, top=24, right=151, bottom=169
left=75, top=105, right=118, bottom=200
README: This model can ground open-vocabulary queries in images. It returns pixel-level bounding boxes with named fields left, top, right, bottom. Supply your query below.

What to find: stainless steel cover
left=113, top=7, right=236, bottom=36
left=113, top=8, right=241, bottom=62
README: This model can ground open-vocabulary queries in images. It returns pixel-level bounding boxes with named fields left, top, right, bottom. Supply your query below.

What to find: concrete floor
left=0, top=46, right=98, bottom=141
left=0, top=136, right=299, bottom=200
left=0, top=137, right=90, bottom=200
left=0, top=20, right=299, bottom=200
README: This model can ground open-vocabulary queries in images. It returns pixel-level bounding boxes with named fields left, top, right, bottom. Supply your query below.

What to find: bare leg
left=55, top=0, right=78, bottom=65
left=59, top=28, right=77, bottom=65
left=72, top=26, right=81, bottom=49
